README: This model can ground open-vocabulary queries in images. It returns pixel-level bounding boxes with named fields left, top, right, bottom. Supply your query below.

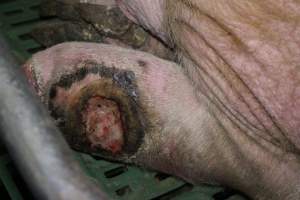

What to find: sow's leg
left=23, top=42, right=300, bottom=200
left=22, top=42, right=220, bottom=165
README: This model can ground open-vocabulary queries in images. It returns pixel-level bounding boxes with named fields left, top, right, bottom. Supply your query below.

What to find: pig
left=30, top=0, right=173, bottom=60
left=22, top=0, right=300, bottom=200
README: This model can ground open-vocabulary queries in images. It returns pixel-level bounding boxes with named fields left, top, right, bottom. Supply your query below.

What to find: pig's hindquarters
left=23, top=42, right=300, bottom=200
left=22, top=42, right=223, bottom=177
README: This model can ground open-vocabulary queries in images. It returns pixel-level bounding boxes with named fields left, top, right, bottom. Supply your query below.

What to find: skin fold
left=23, top=0, right=300, bottom=199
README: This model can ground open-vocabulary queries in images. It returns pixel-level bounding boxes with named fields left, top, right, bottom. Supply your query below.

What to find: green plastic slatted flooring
left=0, top=1, right=248, bottom=200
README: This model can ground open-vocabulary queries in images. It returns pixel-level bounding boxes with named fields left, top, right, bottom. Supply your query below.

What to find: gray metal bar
left=0, top=35, right=108, bottom=200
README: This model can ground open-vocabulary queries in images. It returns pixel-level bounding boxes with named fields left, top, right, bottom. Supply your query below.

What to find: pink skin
left=23, top=0, right=300, bottom=199
left=22, top=42, right=202, bottom=158
left=23, top=41, right=300, bottom=200
left=114, top=1, right=300, bottom=199
left=116, top=0, right=300, bottom=149
left=116, top=0, right=168, bottom=43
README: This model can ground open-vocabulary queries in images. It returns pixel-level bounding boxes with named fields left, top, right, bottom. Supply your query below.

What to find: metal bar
left=0, top=34, right=108, bottom=200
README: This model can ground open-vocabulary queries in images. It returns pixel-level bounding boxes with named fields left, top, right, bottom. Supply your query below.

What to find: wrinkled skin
left=23, top=1, right=300, bottom=200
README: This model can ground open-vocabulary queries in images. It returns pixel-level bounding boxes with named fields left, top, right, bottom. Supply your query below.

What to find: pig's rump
left=22, top=41, right=300, bottom=200
left=22, top=0, right=300, bottom=199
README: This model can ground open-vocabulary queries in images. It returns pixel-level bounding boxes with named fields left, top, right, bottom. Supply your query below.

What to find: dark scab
left=129, top=90, right=138, bottom=100
left=56, top=73, right=76, bottom=89
left=125, top=71, right=135, bottom=82
left=113, top=71, right=134, bottom=86
left=113, top=71, right=138, bottom=101
left=48, top=62, right=146, bottom=157
left=137, top=60, right=147, bottom=67
left=51, top=62, right=140, bottom=104
left=98, top=65, right=114, bottom=77
left=75, top=67, right=88, bottom=82
left=53, top=62, right=138, bottom=92
left=89, top=66, right=99, bottom=74
left=49, top=105, right=65, bottom=121
left=49, top=86, right=57, bottom=99
left=137, top=60, right=149, bottom=74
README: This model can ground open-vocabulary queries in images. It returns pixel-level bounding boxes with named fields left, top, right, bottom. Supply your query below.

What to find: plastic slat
left=0, top=1, right=41, bottom=13
left=8, top=23, right=39, bottom=35
left=4, top=11, right=39, bottom=26
left=173, top=192, right=215, bottom=200
left=19, top=39, right=41, bottom=49
left=127, top=176, right=182, bottom=198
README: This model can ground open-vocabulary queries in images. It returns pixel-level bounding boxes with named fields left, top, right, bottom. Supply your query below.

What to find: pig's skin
left=117, top=0, right=300, bottom=196
left=117, top=0, right=300, bottom=149
left=115, top=0, right=168, bottom=43
left=23, top=0, right=300, bottom=200
left=24, top=42, right=300, bottom=200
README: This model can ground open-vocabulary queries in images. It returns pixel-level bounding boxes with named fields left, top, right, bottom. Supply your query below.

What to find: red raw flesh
left=81, top=96, right=124, bottom=154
